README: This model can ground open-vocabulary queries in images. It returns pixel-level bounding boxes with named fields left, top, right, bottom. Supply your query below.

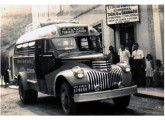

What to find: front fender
left=18, top=72, right=30, bottom=90
left=54, top=68, right=90, bottom=96
left=112, top=65, right=132, bottom=86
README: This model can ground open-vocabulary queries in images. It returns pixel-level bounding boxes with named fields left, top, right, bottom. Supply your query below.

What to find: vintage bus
left=14, top=20, right=137, bottom=115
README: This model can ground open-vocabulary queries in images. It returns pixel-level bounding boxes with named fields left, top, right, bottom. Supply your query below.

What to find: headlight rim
left=72, top=66, right=85, bottom=79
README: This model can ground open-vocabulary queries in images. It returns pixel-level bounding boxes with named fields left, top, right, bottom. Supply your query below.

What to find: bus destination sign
left=61, top=27, right=88, bottom=35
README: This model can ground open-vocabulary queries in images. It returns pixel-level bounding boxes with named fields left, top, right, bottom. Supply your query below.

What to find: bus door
left=35, top=40, right=48, bottom=93
left=35, top=39, right=57, bottom=94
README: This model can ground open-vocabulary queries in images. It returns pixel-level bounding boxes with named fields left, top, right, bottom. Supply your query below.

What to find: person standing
left=118, top=43, right=131, bottom=65
left=1, top=65, right=5, bottom=86
left=4, top=68, right=10, bottom=88
left=107, top=46, right=119, bottom=64
left=132, top=43, right=145, bottom=87
left=153, top=60, right=164, bottom=88
left=145, top=54, right=154, bottom=87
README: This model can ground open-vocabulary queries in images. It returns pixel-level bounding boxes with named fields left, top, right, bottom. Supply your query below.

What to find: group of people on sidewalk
left=107, top=43, right=164, bottom=88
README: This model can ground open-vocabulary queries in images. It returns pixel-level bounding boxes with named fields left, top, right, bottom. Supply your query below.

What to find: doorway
left=93, top=23, right=103, bottom=53
left=119, top=23, right=135, bottom=53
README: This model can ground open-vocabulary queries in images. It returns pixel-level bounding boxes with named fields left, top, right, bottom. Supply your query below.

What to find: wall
left=159, top=5, right=164, bottom=61
left=135, top=5, right=151, bottom=58
left=152, top=5, right=163, bottom=61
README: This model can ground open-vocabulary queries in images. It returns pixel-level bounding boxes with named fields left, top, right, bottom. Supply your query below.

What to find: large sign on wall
left=106, top=5, right=139, bottom=25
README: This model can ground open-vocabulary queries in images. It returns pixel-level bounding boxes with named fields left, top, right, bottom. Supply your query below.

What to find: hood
left=58, top=51, right=105, bottom=60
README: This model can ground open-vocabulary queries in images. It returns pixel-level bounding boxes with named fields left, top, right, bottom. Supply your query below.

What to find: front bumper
left=74, top=85, right=137, bottom=102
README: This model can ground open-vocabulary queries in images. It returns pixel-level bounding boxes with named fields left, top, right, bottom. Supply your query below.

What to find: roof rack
left=39, top=19, right=79, bottom=27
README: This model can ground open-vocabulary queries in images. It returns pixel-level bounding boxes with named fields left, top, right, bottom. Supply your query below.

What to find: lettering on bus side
left=14, top=41, right=35, bottom=74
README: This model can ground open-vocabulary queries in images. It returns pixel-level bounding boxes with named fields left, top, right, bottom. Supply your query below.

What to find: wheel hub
left=61, top=90, right=69, bottom=112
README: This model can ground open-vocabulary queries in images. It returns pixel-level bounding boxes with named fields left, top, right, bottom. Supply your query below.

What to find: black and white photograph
left=0, top=0, right=164, bottom=118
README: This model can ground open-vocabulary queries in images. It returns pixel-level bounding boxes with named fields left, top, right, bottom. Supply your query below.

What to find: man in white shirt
left=132, top=43, right=145, bottom=87
left=132, top=48, right=144, bottom=59
left=118, top=44, right=131, bottom=65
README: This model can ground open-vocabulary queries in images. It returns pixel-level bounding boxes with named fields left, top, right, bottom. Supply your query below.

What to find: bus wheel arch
left=18, top=72, right=38, bottom=104
left=55, top=75, right=77, bottom=115
left=55, top=75, right=73, bottom=97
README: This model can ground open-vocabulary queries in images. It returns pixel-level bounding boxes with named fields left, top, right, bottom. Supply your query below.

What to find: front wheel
left=19, top=81, right=38, bottom=104
left=112, top=95, right=130, bottom=109
left=60, top=82, right=77, bottom=115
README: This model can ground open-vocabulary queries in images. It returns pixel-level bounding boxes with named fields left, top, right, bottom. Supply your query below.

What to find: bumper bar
left=74, top=85, right=137, bottom=102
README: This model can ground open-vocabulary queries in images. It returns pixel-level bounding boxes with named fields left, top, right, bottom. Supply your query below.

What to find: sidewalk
left=136, top=87, right=164, bottom=100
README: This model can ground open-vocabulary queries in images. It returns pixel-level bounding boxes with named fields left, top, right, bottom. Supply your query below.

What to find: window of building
left=119, top=23, right=135, bottom=53
left=56, top=5, right=64, bottom=15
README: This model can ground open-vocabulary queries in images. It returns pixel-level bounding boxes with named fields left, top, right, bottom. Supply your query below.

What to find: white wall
left=135, top=5, right=151, bottom=58
left=152, top=5, right=163, bottom=61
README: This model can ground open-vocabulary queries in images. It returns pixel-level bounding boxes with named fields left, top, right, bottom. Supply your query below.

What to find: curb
left=134, top=93, right=164, bottom=101
left=0, top=85, right=18, bottom=90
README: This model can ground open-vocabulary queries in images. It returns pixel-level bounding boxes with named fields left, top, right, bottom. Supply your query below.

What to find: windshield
left=77, top=36, right=100, bottom=51
left=52, top=36, right=101, bottom=53
left=52, top=37, right=77, bottom=50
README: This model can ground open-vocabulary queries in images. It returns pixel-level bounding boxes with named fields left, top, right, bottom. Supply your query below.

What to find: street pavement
left=0, top=86, right=164, bottom=115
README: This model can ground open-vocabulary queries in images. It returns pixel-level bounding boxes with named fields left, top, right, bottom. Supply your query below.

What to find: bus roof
left=16, top=23, right=99, bottom=45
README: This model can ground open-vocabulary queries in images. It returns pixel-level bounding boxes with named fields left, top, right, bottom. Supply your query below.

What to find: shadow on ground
left=16, top=95, right=144, bottom=115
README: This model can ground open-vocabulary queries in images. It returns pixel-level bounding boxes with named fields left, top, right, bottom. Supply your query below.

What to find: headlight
left=124, top=67, right=131, bottom=72
left=72, top=66, right=84, bottom=79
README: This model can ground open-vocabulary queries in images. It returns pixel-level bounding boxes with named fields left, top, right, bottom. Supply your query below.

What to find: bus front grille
left=87, top=69, right=122, bottom=91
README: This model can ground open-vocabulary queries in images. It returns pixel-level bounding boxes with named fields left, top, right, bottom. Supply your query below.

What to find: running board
left=27, top=79, right=37, bottom=84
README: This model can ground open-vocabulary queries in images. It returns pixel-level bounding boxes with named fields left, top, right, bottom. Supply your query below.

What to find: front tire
left=19, top=81, right=38, bottom=104
left=60, top=82, right=77, bottom=115
left=112, top=95, right=130, bottom=109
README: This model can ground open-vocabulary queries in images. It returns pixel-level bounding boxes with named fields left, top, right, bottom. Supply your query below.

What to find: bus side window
left=28, top=41, right=35, bottom=56
left=22, top=43, right=28, bottom=56
left=15, top=44, right=23, bottom=56
left=44, top=40, right=54, bottom=53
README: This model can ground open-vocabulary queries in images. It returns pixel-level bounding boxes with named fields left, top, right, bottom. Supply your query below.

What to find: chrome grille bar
left=92, top=60, right=111, bottom=72
left=87, top=68, right=122, bottom=91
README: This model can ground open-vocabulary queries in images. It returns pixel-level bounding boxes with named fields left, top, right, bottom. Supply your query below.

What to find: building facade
left=32, top=5, right=164, bottom=63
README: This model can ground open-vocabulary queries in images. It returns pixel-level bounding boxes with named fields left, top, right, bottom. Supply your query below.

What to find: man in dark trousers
left=4, top=68, right=10, bottom=88
left=132, top=43, right=145, bottom=87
